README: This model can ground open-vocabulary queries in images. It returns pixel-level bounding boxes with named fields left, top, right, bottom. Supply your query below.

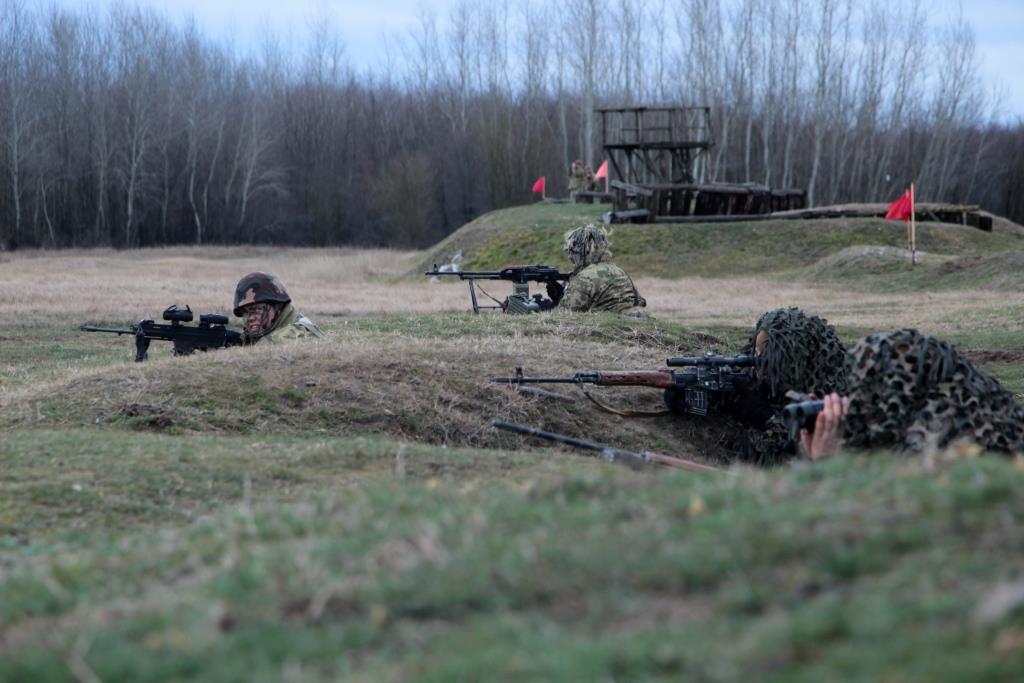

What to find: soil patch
left=962, top=349, right=1024, bottom=364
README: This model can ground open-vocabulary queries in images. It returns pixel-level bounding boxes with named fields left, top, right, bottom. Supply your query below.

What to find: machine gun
left=492, top=420, right=721, bottom=474
left=425, top=264, right=572, bottom=314
left=490, top=352, right=755, bottom=418
left=81, top=304, right=243, bottom=362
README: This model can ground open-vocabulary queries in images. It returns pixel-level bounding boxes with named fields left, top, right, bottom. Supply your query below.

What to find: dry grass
left=638, top=276, right=1024, bottom=334
left=0, top=246, right=463, bottom=318
left=4, top=247, right=1022, bottom=338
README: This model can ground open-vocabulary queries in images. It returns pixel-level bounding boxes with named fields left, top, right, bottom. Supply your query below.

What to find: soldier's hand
left=800, top=392, right=849, bottom=461
left=546, top=281, right=565, bottom=304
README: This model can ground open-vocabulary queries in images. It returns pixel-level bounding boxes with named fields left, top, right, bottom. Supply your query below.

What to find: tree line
left=0, top=0, right=1020, bottom=250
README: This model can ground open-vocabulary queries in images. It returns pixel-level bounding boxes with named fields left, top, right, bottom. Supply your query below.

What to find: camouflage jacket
left=243, top=303, right=323, bottom=345
left=568, top=169, right=588, bottom=194
left=560, top=262, right=646, bottom=314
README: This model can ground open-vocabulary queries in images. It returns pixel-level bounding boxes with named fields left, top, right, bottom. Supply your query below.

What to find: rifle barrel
left=492, top=420, right=722, bottom=474
left=80, top=325, right=134, bottom=335
left=491, top=375, right=583, bottom=384
left=493, top=420, right=609, bottom=453
left=490, top=370, right=671, bottom=387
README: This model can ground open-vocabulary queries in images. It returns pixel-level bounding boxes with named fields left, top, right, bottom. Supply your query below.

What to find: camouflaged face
left=233, top=272, right=291, bottom=317
left=744, top=307, right=848, bottom=400
left=563, top=224, right=612, bottom=269
left=842, top=329, right=1024, bottom=454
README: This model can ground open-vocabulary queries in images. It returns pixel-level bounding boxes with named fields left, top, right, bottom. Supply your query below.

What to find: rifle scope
left=666, top=353, right=754, bottom=367
left=200, top=313, right=229, bottom=326
left=163, top=304, right=194, bottom=323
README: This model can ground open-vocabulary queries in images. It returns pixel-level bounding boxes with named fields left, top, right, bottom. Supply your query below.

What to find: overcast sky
left=49, top=0, right=1024, bottom=121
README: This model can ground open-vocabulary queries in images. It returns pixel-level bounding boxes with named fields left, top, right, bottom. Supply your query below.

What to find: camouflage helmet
left=745, top=307, right=847, bottom=400
left=233, top=272, right=291, bottom=317
left=563, top=223, right=612, bottom=268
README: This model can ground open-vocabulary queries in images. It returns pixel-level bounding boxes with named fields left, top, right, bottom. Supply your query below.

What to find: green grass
left=418, top=203, right=1024, bottom=281
left=2, top=429, right=1023, bottom=681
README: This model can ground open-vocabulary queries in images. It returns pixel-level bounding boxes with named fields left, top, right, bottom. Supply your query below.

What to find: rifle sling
left=579, top=385, right=671, bottom=418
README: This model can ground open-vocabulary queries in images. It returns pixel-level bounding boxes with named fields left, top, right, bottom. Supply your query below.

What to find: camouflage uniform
left=842, top=329, right=1024, bottom=454
left=560, top=224, right=646, bottom=315
left=568, top=160, right=587, bottom=199
left=233, top=271, right=323, bottom=345
left=735, top=307, right=848, bottom=465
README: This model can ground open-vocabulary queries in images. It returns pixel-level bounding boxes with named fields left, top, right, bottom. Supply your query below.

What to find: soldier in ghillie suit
left=801, top=329, right=1024, bottom=460
left=233, top=272, right=323, bottom=344
left=568, top=160, right=587, bottom=199
left=547, top=224, right=647, bottom=315
left=730, top=307, right=848, bottom=465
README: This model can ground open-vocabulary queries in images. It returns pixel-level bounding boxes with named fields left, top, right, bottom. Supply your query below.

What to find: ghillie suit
left=559, top=224, right=646, bottom=315
left=842, top=329, right=1024, bottom=454
left=746, top=307, right=848, bottom=399
left=736, top=307, right=848, bottom=465
left=233, top=271, right=323, bottom=344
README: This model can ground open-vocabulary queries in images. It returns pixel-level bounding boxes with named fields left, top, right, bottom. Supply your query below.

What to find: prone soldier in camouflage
left=732, top=307, right=848, bottom=465
left=233, top=272, right=324, bottom=344
left=568, top=160, right=587, bottom=199
left=547, top=224, right=647, bottom=315
left=801, top=329, right=1024, bottom=459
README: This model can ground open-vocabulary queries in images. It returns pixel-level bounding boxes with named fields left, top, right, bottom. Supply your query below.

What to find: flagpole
left=910, top=182, right=916, bottom=266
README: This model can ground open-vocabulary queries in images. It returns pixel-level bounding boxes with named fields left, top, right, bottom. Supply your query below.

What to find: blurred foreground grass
left=2, top=429, right=1024, bottom=681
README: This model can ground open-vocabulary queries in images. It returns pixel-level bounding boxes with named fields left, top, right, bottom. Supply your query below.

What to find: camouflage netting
left=737, top=307, right=848, bottom=466
left=744, top=307, right=848, bottom=399
left=843, top=329, right=1024, bottom=454
left=563, top=224, right=612, bottom=272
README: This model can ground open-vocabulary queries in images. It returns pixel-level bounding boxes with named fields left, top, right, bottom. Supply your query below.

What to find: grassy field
left=2, top=205, right=1024, bottom=681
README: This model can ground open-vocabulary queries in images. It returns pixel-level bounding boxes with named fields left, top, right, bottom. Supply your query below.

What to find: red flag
left=531, top=176, right=545, bottom=194
left=594, top=160, right=608, bottom=180
left=885, top=189, right=913, bottom=221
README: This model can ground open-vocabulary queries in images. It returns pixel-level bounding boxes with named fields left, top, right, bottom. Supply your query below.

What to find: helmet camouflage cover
left=563, top=224, right=612, bottom=269
left=745, top=307, right=848, bottom=400
left=842, top=329, right=1024, bottom=454
left=233, top=271, right=291, bottom=317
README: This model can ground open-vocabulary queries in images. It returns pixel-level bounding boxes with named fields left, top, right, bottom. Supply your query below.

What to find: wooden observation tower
left=598, top=107, right=712, bottom=184
left=591, top=105, right=806, bottom=222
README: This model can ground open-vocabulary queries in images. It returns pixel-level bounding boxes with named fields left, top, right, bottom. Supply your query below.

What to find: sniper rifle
left=81, top=304, right=243, bottom=362
left=490, top=352, right=754, bottom=418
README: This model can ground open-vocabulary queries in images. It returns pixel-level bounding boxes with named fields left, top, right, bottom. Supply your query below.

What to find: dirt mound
left=1, top=315, right=738, bottom=462
left=800, top=245, right=949, bottom=283
left=931, top=252, right=1024, bottom=289
left=415, top=204, right=1021, bottom=281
